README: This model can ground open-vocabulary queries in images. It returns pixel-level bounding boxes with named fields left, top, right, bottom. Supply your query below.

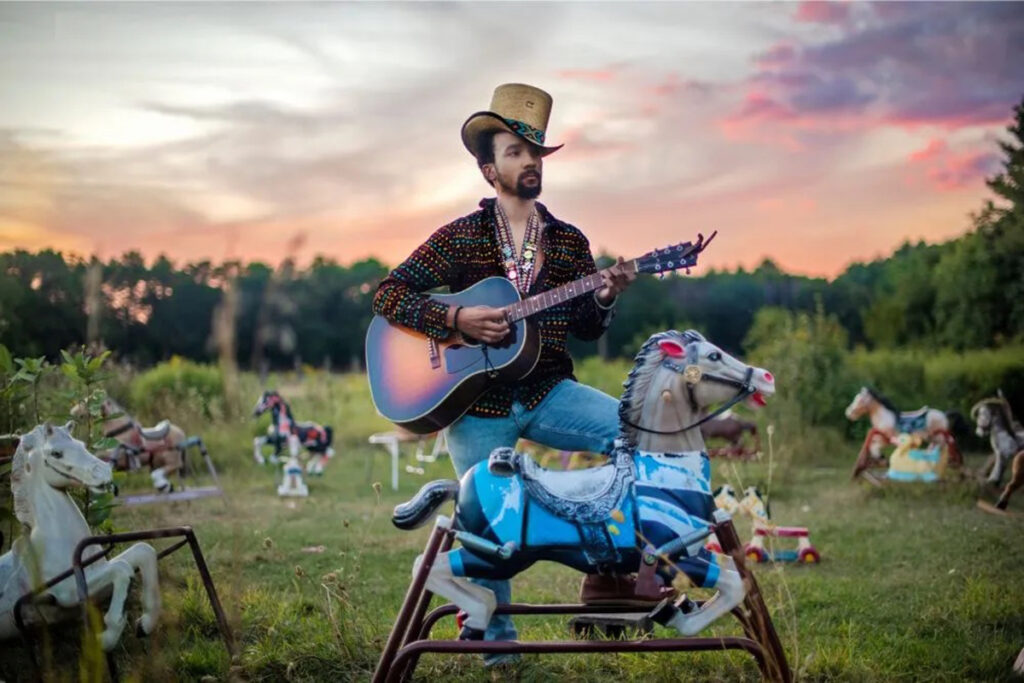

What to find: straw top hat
left=461, top=83, right=564, bottom=160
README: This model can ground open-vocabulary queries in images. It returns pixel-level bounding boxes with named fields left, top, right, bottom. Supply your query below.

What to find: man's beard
left=498, top=171, right=542, bottom=199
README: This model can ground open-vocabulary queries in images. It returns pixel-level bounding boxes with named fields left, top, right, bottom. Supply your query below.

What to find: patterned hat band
left=503, top=117, right=546, bottom=145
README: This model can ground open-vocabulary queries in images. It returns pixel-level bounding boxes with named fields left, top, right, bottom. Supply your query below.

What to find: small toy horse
left=252, top=390, right=335, bottom=475
left=392, top=330, right=775, bottom=638
left=0, top=423, right=161, bottom=650
left=700, top=410, right=760, bottom=459
left=972, top=395, right=1024, bottom=511
left=71, top=395, right=187, bottom=494
left=845, top=386, right=962, bottom=478
left=972, top=394, right=1024, bottom=487
left=887, top=433, right=949, bottom=482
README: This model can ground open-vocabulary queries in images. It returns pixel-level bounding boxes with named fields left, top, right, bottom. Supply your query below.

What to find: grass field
left=2, top=367, right=1023, bottom=682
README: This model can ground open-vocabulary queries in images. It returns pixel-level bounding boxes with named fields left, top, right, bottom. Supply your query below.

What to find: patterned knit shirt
left=372, top=198, right=615, bottom=418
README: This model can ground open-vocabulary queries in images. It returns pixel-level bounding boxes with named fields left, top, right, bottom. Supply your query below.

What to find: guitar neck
left=503, top=260, right=637, bottom=323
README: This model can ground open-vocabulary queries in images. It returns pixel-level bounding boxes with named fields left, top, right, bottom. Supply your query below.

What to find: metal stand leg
left=395, top=532, right=455, bottom=682
left=372, top=522, right=450, bottom=683
left=717, top=519, right=792, bottom=683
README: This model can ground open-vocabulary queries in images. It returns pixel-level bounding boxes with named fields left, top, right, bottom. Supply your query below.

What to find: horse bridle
left=622, top=362, right=758, bottom=436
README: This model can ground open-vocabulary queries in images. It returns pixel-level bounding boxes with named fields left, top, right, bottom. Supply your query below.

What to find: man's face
left=489, top=131, right=542, bottom=199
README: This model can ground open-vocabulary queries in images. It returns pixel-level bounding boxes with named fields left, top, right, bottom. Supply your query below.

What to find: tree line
left=2, top=98, right=1021, bottom=368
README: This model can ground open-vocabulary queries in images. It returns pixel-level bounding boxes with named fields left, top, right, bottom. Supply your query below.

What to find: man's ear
left=481, top=164, right=496, bottom=182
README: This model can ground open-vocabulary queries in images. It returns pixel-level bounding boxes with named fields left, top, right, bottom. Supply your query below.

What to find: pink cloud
left=723, top=4, right=1022, bottom=146
left=908, top=139, right=947, bottom=163
left=907, top=139, right=1000, bottom=191
left=556, top=68, right=616, bottom=82
left=795, top=1, right=851, bottom=25
left=755, top=43, right=797, bottom=69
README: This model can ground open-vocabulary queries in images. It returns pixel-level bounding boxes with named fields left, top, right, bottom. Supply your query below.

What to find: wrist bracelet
left=453, top=305, right=464, bottom=331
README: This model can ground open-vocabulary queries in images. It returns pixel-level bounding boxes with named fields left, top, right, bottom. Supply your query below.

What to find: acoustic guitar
left=366, top=232, right=716, bottom=434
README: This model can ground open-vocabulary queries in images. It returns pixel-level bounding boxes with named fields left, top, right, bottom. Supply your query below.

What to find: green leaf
left=90, top=491, right=115, bottom=507
left=86, top=506, right=114, bottom=526
left=60, top=349, right=74, bottom=365
left=61, top=364, right=80, bottom=381
left=91, top=437, right=119, bottom=450
left=0, top=344, right=12, bottom=373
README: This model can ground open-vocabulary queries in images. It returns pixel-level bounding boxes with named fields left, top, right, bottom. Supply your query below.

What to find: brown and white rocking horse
left=845, top=386, right=962, bottom=480
left=71, top=396, right=221, bottom=504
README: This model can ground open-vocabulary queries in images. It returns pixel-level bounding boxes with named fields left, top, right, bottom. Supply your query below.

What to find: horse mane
left=618, top=330, right=701, bottom=448
left=865, top=386, right=899, bottom=415
left=10, top=425, right=39, bottom=528
left=972, top=397, right=1015, bottom=430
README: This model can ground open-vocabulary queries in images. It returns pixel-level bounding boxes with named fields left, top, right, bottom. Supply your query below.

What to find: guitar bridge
left=428, top=338, right=441, bottom=370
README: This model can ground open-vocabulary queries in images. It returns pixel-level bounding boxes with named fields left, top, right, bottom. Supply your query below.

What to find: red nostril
left=764, top=371, right=773, bottom=382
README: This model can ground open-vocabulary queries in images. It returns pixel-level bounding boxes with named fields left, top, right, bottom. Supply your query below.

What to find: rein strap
left=623, top=366, right=756, bottom=436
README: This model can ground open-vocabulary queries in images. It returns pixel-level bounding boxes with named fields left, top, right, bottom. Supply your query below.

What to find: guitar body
left=366, top=277, right=540, bottom=434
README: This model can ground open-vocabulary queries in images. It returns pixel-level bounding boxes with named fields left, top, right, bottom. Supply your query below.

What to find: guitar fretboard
left=502, top=271, right=616, bottom=323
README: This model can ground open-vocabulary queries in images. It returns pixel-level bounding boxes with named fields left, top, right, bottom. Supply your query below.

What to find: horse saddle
left=489, top=447, right=633, bottom=567
left=139, top=420, right=171, bottom=443
left=488, top=447, right=633, bottom=524
left=897, top=408, right=929, bottom=434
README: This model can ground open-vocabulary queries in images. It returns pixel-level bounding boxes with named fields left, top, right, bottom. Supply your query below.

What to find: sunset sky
left=1, top=2, right=1022, bottom=277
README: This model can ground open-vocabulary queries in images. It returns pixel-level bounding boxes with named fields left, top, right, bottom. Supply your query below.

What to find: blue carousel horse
left=393, top=330, right=776, bottom=637
left=252, top=390, right=335, bottom=474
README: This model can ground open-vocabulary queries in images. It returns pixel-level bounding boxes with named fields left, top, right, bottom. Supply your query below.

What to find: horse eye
left=708, top=352, right=722, bottom=362
left=51, top=450, right=63, bottom=459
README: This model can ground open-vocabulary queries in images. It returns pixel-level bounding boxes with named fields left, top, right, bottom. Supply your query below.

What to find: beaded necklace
left=494, top=202, right=542, bottom=295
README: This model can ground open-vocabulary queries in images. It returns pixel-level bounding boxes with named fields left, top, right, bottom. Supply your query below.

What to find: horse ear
left=658, top=340, right=685, bottom=358
left=63, top=420, right=74, bottom=433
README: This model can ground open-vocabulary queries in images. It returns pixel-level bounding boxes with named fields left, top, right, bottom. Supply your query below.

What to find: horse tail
left=945, top=410, right=969, bottom=441
left=324, top=425, right=333, bottom=447
left=393, top=479, right=459, bottom=530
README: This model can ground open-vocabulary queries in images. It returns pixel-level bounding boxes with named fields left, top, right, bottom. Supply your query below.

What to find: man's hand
left=449, top=305, right=510, bottom=344
left=595, top=257, right=636, bottom=306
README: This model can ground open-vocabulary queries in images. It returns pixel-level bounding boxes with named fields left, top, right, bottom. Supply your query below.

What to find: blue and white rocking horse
left=252, top=390, right=335, bottom=476
left=393, top=330, right=775, bottom=638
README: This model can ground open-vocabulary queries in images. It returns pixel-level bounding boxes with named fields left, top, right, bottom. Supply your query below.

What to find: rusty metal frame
left=372, top=518, right=791, bottom=683
left=13, top=525, right=235, bottom=681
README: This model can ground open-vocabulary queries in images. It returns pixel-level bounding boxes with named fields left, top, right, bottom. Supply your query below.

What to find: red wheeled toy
left=744, top=525, right=820, bottom=564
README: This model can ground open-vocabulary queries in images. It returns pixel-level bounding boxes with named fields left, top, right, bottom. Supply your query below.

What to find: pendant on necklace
left=523, top=248, right=534, bottom=261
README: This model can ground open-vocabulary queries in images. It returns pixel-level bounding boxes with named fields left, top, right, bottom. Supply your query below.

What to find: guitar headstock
left=635, top=231, right=718, bottom=276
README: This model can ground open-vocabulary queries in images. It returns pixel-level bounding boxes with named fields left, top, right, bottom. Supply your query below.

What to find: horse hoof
left=136, top=614, right=157, bottom=637
left=101, top=629, right=122, bottom=651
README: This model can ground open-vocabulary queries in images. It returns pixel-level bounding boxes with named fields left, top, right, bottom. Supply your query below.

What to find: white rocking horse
left=0, top=422, right=161, bottom=650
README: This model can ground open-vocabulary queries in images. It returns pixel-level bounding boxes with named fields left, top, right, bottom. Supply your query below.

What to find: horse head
left=739, top=486, right=770, bottom=523
left=69, top=395, right=123, bottom=421
left=253, top=390, right=283, bottom=418
left=11, top=421, right=112, bottom=526
left=713, top=484, right=741, bottom=515
left=845, top=387, right=874, bottom=421
left=618, top=330, right=774, bottom=451
left=971, top=399, right=1010, bottom=438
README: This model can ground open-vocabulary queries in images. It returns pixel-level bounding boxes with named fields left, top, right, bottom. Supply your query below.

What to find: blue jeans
left=445, top=379, right=620, bottom=649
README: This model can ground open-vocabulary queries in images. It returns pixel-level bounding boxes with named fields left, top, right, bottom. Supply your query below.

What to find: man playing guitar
left=372, top=83, right=637, bottom=664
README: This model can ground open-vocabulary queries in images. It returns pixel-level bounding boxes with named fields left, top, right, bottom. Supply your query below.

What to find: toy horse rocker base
left=277, top=436, right=310, bottom=498
left=373, top=331, right=791, bottom=682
